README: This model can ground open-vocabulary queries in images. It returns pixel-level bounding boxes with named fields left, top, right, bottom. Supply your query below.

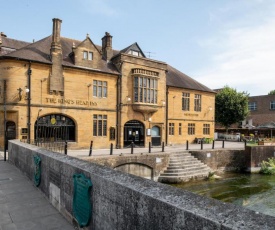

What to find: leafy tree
left=215, top=86, right=249, bottom=133
left=268, top=90, right=275, bottom=95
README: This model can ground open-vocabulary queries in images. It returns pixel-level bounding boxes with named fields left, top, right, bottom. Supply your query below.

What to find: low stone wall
left=189, top=149, right=246, bottom=171
left=190, top=146, right=275, bottom=172
left=82, top=153, right=170, bottom=181
left=245, top=146, right=275, bottom=172
left=8, top=140, right=275, bottom=229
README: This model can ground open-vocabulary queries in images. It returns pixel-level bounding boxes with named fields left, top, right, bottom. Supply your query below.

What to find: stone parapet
left=8, top=140, right=275, bottom=229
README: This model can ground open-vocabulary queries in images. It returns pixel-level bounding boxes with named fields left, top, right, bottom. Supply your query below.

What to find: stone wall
left=189, top=149, right=246, bottom=171
left=8, top=140, right=275, bottom=229
left=82, top=153, right=170, bottom=181
left=189, top=146, right=275, bottom=172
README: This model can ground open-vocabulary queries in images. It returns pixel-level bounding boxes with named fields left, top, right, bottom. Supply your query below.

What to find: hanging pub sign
left=73, top=174, right=93, bottom=228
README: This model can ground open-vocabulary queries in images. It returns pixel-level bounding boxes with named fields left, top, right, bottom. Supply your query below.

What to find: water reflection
left=172, top=173, right=275, bottom=217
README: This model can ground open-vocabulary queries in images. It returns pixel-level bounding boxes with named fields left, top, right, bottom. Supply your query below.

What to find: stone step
left=158, top=172, right=210, bottom=183
left=161, top=168, right=210, bottom=177
left=166, top=164, right=208, bottom=171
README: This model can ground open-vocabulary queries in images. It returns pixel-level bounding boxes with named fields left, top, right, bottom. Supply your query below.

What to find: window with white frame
left=83, top=51, right=93, bottom=60
left=248, top=102, right=257, bottom=111
left=270, top=101, right=275, bottom=110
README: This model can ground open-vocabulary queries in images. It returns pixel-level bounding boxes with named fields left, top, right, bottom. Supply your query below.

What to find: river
left=172, top=173, right=275, bottom=217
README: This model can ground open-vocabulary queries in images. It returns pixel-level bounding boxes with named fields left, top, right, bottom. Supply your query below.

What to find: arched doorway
left=124, top=120, right=144, bottom=147
left=5, top=121, right=16, bottom=149
left=35, top=114, right=76, bottom=142
left=151, top=126, right=161, bottom=146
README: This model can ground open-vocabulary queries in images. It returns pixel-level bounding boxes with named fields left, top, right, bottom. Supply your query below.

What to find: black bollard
left=201, top=140, right=203, bottom=150
left=89, top=140, right=93, bottom=156
left=64, top=141, right=68, bottom=155
left=244, top=139, right=247, bottom=148
left=212, top=140, right=215, bottom=149
left=110, top=143, right=113, bottom=155
left=149, top=142, right=151, bottom=153
left=222, top=140, right=225, bottom=148
left=131, top=142, right=134, bottom=154
left=186, top=140, right=189, bottom=150
left=162, top=142, right=165, bottom=152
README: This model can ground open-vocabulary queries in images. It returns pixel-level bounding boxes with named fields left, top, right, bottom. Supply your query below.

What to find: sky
left=2, top=0, right=275, bottom=96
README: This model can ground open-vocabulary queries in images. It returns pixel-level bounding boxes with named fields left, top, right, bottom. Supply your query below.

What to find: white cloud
left=195, top=3, right=275, bottom=96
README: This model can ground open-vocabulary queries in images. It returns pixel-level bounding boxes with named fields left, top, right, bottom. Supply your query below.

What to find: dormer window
left=129, top=50, right=140, bottom=56
left=83, top=51, right=93, bottom=60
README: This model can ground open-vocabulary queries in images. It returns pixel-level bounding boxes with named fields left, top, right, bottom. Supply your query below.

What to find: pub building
left=0, top=18, right=215, bottom=150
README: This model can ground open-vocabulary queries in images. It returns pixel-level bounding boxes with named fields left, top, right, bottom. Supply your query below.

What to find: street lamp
left=3, top=80, right=7, bottom=161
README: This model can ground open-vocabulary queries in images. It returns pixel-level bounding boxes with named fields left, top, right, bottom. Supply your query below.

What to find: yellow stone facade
left=0, top=19, right=215, bottom=150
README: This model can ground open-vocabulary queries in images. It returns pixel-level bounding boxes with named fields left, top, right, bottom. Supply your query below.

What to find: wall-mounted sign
left=33, top=155, right=41, bottom=187
left=184, top=113, right=199, bottom=117
left=147, top=129, right=151, bottom=136
left=73, top=174, right=92, bottom=228
left=45, top=98, right=97, bottom=106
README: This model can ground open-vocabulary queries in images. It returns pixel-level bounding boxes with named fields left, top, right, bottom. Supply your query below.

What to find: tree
left=268, top=90, right=275, bottom=95
left=215, top=86, right=249, bottom=133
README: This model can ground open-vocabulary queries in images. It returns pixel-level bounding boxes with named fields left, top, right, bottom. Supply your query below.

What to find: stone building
left=0, top=18, right=215, bottom=150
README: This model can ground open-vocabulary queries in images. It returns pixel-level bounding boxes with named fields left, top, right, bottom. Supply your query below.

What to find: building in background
left=0, top=18, right=215, bottom=150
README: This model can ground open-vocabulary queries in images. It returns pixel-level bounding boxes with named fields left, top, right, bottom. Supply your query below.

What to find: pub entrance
left=151, top=126, right=161, bottom=146
left=35, top=114, right=76, bottom=142
left=124, top=120, right=144, bottom=147
left=5, top=121, right=16, bottom=150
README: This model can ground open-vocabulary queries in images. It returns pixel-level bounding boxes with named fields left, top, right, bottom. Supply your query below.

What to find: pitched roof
left=2, top=36, right=119, bottom=74
left=0, top=35, right=30, bottom=55
left=114, top=42, right=146, bottom=58
left=166, top=65, right=215, bottom=93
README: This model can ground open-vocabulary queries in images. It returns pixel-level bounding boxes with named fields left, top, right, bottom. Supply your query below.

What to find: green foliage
left=260, top=158, right=275, bottom=175
left=268, top=90, right=275, bottom=95
left=215, top=86, right=249, bottom=132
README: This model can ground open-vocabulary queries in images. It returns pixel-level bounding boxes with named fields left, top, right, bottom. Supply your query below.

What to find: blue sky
left=2, top=0, right=275, bottom=96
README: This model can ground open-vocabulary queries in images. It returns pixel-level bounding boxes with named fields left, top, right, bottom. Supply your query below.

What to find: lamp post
left=27, top=62, right=32, bottom=144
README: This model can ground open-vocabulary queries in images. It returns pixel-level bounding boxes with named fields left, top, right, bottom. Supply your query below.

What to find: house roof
left=1, top=36, right=119, bottom=74
left=0, top=35, right=30, bottom=55
left=166, top=65, right=215, bottom=93
left=1, top=33, right=214, bottom=93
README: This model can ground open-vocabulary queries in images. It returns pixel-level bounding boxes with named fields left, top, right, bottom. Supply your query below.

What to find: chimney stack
left=50, top=18, right=64, bottom=95
left=102, top=32, right=113, bottom=61
left=51, top=18, right=62, bottom=53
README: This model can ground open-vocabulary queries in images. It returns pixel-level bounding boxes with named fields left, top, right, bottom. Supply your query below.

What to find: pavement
left=0, top=154, right=74, bottom=230
left=0, top=141, right=245, bottom=229
left=66, top=141, right=245, bottom=158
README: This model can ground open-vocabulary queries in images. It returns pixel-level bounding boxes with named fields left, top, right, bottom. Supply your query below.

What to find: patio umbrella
left=257, top=121, right=275, bottom=138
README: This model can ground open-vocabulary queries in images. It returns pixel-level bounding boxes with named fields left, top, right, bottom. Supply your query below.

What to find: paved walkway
left=67, top=141, right=245, bottom=158
left=0, top=155, right=74, bottom=230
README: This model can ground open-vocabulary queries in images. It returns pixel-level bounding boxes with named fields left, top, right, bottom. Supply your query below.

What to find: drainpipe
left=116, top=73, right=122, bottom=148
left=3, top=80, right=7, bottom=161
left=27, top=62, right=32, bottom=144
left=165, top=86, right=169, bottom=145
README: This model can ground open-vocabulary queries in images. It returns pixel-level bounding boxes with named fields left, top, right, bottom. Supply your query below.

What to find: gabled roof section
left=0, top=35, right=30, bottom=55
left=1, top=36, right=119, bottom=75
left=74, top=35, right=101, bottom=55
left=166, top=65, right=215, bottom=93
left=118, top=42, right=146, bottom=58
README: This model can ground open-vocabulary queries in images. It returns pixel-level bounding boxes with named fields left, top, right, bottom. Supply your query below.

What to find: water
left=172, top=173, right=275, bottom=217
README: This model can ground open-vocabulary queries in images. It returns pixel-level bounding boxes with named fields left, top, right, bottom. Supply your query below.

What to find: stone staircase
left=158, top=152, right=211, bottom=183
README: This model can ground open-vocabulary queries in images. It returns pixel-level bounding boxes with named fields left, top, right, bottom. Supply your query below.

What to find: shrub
left=260, top=158, right=275, bottom=175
